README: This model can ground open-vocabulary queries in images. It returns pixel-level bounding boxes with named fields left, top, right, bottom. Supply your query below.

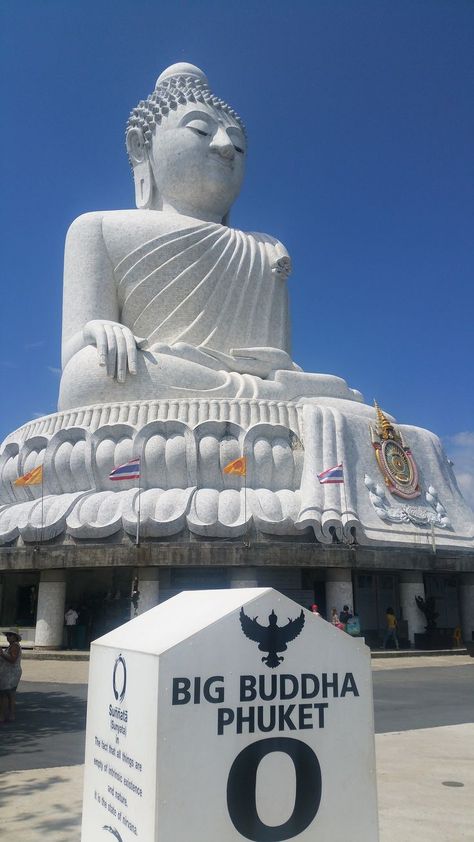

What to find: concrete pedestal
left=460, top=573, right=474, bottom=644
left=34, top=570, right=66, bottom=648
left=325, top=568, right=354, bottom=616
left=399, top=573, right=426, bottom=644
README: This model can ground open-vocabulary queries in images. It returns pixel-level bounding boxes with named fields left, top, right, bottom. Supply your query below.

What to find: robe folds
left=58, top=212, right=362, bottom=408
left=114, top=220, right=291, bottom=357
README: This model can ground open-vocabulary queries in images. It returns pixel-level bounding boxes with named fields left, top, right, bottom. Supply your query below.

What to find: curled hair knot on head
left=125, top=65, right=246, bottom=166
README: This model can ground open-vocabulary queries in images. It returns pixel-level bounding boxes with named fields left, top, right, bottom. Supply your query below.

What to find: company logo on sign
left=113, top=654, right=127, bottom=703
left=239, top=607, right=305, bottom=668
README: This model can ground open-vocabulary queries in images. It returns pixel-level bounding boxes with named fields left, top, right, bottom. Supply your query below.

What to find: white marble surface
left=0, top=398, right=472, bottom=548
left=58, top=64, right=365, bottom=411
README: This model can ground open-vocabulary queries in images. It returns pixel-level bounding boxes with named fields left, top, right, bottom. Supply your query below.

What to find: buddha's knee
left=58, top=346, right=128, bottom=411
left=58, top=344, right=238, bottom=411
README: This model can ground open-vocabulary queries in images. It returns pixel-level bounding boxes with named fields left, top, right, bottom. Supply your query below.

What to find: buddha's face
left=149, top=103, right=246, bottom=222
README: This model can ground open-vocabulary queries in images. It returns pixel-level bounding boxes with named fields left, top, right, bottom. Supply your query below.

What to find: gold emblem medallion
left=370, top=403, right=420, bottom=499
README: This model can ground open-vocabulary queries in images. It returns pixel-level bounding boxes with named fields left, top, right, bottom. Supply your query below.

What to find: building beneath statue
left=1, top=391, right=473, bottom=648
left=0, top=528, right=473, bottom=651
left=0, top=63, right=473, bottom=648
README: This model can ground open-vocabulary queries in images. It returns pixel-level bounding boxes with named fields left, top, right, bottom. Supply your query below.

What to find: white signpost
left=81, top=588, right=379, bottom=842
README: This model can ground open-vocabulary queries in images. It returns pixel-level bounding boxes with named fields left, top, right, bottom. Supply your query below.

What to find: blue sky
left=1, top=0, right=473, bottom=502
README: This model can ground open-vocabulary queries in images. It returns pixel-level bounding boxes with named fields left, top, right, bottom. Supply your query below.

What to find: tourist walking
left=383, top=607, right=399, bottom=649
left=0, top=630, right=22, bottom=723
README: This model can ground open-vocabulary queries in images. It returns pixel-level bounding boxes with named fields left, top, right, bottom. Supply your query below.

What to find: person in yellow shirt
left=383, top=607, right=399, bottom=650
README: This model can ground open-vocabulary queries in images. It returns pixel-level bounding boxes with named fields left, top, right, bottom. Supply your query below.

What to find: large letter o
left=226, top=737, right=322, bottom=841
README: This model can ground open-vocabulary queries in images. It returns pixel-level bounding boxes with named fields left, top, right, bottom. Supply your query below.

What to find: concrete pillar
left=325, top=568, right=354, bottom=615
left=133, top=568, right=160, bottom=617
left=399, top=572, right=425, bottom=644
left=229, top=567, right=259, bottom=588
left=459, top=573, right=474, bottom=644
left=34, top=570, right=66, bottom=648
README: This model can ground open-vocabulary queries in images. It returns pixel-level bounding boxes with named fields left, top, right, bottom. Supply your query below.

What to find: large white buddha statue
left=0, top=61, right=471, bottom=551
left=59, top=63, right=360, bottom=410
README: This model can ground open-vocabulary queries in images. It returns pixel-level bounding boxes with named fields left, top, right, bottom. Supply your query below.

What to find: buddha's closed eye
left=186, top=120, right=245, bottom=153
left=186, top=120, right=212, bottom=137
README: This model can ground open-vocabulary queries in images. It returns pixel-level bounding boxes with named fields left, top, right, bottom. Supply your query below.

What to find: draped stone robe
left=59, top=210, right=361, bottom=408
left=113, top=219, right=291, bottom=359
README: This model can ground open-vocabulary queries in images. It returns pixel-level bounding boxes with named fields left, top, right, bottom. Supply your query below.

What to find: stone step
left=19, top=646, right=469, bottom=661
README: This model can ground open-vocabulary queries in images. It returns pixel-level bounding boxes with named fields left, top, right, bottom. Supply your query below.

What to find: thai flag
left=317, top=463, right=344, bottom=484
left=109, top=458, right=141, bottom=481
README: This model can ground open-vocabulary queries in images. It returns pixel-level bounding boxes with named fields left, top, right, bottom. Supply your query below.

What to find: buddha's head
left=126, top=63, right=247, bottom=223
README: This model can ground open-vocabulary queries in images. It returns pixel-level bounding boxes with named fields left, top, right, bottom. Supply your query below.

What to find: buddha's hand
left=83, top=320, right=145, bottom=382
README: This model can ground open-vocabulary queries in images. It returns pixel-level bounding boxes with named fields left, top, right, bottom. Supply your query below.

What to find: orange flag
left=223, top=457, right=247, bottom=476
left=14, top=465, right=43, bottom=486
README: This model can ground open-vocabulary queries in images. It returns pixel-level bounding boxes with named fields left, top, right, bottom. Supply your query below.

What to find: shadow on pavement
left=0, top=683, right=87, bottom=772
left=0, top=769, right=83, bottom=841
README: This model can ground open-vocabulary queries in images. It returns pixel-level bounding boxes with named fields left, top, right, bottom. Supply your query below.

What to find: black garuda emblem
left=239, top=607, right=305, bottom=668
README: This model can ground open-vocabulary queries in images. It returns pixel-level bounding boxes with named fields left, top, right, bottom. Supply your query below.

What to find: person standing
left=383, top=607, right=399, bottom=650
left=64, top=606, right=79, bottom=649
left=330, top=607, right=346, bottom=630
left=339, top=605, right=352, bottom=629
left=131, top=577, right=140, bottom=617
left=0, top=630, right=22, bottom=723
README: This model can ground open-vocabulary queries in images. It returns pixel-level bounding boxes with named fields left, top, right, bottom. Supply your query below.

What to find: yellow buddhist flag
left=14, top=465, right=43, bottom=486
left=223, top=456, right=247, bottom=476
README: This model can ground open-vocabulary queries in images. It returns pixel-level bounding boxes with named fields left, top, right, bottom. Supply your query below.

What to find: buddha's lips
left=209, top=154, right=234, bottom=170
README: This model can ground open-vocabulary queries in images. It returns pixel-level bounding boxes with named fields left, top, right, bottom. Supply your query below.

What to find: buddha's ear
left=126, top=127, right=154, bottom=209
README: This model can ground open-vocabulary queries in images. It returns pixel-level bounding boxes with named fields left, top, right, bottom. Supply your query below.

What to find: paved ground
left=0, top=655, right=473, bottom=841
left=0, top=682, right=87, bottom=772
left=376, top=723, right=474, bottom=841
left=374, top=663, right=474, bottom=732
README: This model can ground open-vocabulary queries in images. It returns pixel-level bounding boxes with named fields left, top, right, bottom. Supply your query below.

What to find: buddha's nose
left=209, top=127, right=235, bottom=160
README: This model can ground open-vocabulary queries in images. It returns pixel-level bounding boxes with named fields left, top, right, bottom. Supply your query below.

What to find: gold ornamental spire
left=374, top=401, right=394, bottom=440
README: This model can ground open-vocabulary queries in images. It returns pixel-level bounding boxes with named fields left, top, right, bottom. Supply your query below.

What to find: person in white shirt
left=64, top=607, right=79, bottom=649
